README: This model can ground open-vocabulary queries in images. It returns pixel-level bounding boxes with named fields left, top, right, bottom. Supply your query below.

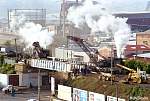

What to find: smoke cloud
left=67, top=0, right=130, bottom=58
left=9, top=13, right=54, bottom=49
left=19, top=22, right=54, bottom=48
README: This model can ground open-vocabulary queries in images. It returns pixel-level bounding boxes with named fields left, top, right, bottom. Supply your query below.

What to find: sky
left=0, top=0, right=150, bottom=19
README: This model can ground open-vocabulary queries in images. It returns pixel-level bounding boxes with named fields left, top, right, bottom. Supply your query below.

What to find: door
left=9, top=75, right=19, bottom=86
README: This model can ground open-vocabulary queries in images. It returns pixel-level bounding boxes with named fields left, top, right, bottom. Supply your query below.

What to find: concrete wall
left=0, top=73, right=48, bottom=88
left=19, top=72, right=48, bottom=87
left=19, top=73, right=30, bottom=87
left=73, top=51, right=90, bottom=62
left=55, top=48, right=73, bottom=59
left=55, top=48, right=90, bottom=62
left=0, top=74, right=8, bottom=87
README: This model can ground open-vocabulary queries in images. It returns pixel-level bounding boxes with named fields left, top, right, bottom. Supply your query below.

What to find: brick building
left=137, top=30, right=150, bottom=46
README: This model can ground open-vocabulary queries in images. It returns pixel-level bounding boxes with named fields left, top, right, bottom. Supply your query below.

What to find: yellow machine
left=116, top=64, right=147, bottom=84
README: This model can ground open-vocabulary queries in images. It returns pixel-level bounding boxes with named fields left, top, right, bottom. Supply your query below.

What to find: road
left=0, top=89, right=51, bottom=101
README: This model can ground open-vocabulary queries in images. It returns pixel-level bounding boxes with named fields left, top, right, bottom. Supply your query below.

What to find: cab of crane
left=138, top=71, right=147, bottom=80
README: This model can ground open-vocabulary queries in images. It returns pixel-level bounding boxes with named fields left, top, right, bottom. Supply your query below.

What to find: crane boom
left=67, top=36, right=107, bottom=67
left=116, top=64, right=136, bottom=72
left=67, top=36, right=98, bottom=66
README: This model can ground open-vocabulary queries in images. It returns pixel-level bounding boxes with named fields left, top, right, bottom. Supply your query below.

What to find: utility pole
left=116, top=83, right=118, bottom=101
left=38, top=69, right=41, bottom=101
left=62, top=0, right=66, bottom=37
left=14, top=38, right=18, bottom=62
left=111, top=45, right=113, bottom=85
left=136, top=33, right=137, bottom=58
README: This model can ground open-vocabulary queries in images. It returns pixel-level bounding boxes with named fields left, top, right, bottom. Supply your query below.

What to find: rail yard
left=0, top=0, right=150, bottom=101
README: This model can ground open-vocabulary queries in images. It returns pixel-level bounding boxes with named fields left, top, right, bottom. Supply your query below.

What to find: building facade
left=137, top=30, right=150, bottom=46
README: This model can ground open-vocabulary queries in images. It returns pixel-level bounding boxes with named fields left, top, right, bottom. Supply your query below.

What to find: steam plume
left=19, top=22, right=54, bottom=48
left=9, top=13, right=54, bottom=49
left=67, top=0, right=130, bottom=58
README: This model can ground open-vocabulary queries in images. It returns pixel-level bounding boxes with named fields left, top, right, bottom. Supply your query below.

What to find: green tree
left=145, top=64, right=150, bottom=74
left=124, top=60, right=149, bottom=72
left=0, top=55, right=4, bottom=66
left=124, top=60, right=136, bottom=70
left=0, top=63, right=15, bottom=74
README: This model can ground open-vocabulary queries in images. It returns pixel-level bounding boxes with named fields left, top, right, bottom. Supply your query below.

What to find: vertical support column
left=38, top=69, right=41, bottom=101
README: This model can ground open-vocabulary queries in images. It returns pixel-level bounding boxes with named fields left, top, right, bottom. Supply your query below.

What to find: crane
left=116, top=64, right=147, bottom=83
left=67, top=36, right=108, bottom=67
left=67, top=36, right=117, bottom=81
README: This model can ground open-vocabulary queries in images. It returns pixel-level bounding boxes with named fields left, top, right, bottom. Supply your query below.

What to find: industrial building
left=114, top=12, right=150, bottom=32
left=8, top=9, right=46, bottom=32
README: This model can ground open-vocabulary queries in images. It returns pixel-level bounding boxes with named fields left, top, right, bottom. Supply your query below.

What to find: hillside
left=64, top=74, right=150, bottom=100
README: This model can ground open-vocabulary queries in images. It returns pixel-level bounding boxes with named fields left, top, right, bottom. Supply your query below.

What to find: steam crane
left=32, top=42, right=47, bottom=59
left=67, top=36, right=116, bottom=81
left=67, top=36, right=109, bottom=68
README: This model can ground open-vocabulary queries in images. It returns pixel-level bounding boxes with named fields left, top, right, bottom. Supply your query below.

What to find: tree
left=0, top=55, right=4, bottom=66
left=124, top=60, right=150, bottom=74
left=124, top=60, right=136, bottom=70
left=0, top=63, right=15, bottom=74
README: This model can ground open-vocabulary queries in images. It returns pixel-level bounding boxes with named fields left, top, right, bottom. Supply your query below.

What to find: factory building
left=8, top=9, right=46, bottom=32
left=114, top=12, right=150, bottom=32
left=55, top=47, right=90, bottom=62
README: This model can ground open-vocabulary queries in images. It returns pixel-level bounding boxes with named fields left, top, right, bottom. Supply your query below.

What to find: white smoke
left=67, top=0, right=130, bottom=58
left=9, top=14, right=54, bottom=49
left=19, top=22, right=54, bottom=48
left=9, top=11, right=26, bottom=32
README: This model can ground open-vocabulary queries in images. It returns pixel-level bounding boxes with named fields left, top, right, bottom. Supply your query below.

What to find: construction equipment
left=99, top=72, right=115, bottom=81
left=67, top=36, right=118, bottom=81
left=67, top=36, right=122, bottom=68
left=116, top=64, right=147, bottom=84
left=32, top=42, right=48, bottom=59
left=67, top=36, right=106, bottom=67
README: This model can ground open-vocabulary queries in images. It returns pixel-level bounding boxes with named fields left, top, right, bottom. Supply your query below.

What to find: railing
left=4, top=58, right=16, bottom=65
left=30, top=59, right=71, bottom=72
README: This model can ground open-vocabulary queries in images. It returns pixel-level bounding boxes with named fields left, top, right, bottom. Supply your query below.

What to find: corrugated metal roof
left=137, top=53, right=150, bottom=58
left=125, top=45, right=150, bottom=51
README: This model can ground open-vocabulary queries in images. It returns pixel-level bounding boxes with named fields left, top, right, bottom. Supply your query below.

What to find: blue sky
left=0, top=0, right=149, bottom=19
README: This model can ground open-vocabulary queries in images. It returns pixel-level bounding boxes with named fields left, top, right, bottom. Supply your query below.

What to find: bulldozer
left=116, top=64, right=147, bottom=84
